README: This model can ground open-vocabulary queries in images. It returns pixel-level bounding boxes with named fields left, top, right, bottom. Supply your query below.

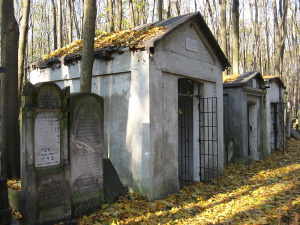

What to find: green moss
left=234, top=156, right=250, bottom=165
left=72, top=189, right=103, bottom=218
left=35, top=165, right=64, bottom=178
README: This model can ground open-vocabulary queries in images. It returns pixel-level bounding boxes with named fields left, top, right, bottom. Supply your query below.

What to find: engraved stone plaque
left=186, top=37, right=197, bottom=53
left=34, top=111, right=60, bottom=167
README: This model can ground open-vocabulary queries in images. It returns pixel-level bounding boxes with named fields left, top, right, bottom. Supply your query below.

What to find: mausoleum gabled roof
left=29, top=12, right=230, bottom=71
left=263, top=76, right=286, bottom=89
left=223, top=71, right=265, bottom=88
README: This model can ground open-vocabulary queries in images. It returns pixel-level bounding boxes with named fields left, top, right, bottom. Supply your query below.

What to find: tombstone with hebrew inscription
left=70, top=93, right=104, bottom=218
left=20, top=82, right=71, bottom=224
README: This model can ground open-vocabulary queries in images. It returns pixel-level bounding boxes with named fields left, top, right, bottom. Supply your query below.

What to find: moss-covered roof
left=30, top=12, right=230, bottom=71
left=40, top=26, right=166, bottom=62
left=223, top=71, right=265, bottom=89
left=223, top=75, right=240, bottom=83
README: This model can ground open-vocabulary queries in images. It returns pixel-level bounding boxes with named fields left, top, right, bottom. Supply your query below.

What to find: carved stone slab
left=20, top=82, right=71, bottom=225
left=70, top=93, right=104, bottom=218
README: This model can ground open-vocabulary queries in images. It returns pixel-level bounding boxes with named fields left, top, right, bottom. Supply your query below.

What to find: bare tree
left=108, top=0, right=114, bottom=32
left=68, top=0, right=73, bottom=43
left=50, top=0, right=58, bottom=49
left=176, top=0, right=181, bottom=16
left=167, top=0, right=171, bottom=18
left=18, top=0, right=30, bottom=106
left=0, top=0, right=20, bottom=178
left=129, top=0, right=135, bottom=27
left=158, top=0, right=162, bottom=21
left=273, top=0, right=288, bottom=78
left=220, top=0, right=227, bottom=75
left=80, top=0, right=97, bottom=92
left=117, top=0, right=122, bottom=30
left=57, top=0, right=63, bottom=48
left=232, top=0, right=239, bottom=74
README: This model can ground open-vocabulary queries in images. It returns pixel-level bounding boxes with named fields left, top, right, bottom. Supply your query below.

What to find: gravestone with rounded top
left=69, top=93, right=104, bottom=218
left=20, top=82, right=71, bottom=224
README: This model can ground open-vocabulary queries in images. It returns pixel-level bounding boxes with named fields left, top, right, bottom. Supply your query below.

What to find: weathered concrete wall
left=29, top=22, right=225, bottom=200
left=265, top=81, right=285, bottom=151
left=223, top=88, right=248, bottom=164
left=224, top=85, right=267, bottom=165
left=149, top=22, right=224, bottom=199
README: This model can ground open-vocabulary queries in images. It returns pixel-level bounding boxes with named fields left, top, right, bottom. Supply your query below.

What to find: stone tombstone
left=20, top=82, right=71, bottom=224
left=70, top=93, right=104, bottom=218
left=0, top=178, right=10, bottom=224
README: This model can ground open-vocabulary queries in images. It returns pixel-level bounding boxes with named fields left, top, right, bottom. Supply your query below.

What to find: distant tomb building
left=223, top=72, right=268, bottom=165
left=29, top=12, right=230, bottom=200
left=264, top=77, right=286, bottom=151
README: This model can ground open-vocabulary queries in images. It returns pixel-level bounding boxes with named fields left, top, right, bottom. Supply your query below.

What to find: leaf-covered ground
left=77, top=137, right=300, bottom=224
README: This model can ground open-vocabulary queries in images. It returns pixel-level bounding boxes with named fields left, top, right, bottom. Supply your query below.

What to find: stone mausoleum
left=223, top=72, right=268, bottom=165
left=29, top=12, right=230, bottom=200
left=264, top=76, right=285, bottom=151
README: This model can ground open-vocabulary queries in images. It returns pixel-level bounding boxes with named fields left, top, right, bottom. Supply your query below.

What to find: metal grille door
left=199, top=97, right=218, bottom=182
left=178, top=79, right=197, bottom=188
left=271, top=102, right=285, bottom=150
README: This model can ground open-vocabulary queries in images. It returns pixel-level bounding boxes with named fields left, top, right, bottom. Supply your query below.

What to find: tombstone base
left=72, top=189, right=103, bottom=218
left=0, top=208, right=11, bottom=225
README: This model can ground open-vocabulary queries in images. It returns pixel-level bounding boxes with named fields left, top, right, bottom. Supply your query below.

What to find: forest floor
left=77, top=137, right=300, bottom=225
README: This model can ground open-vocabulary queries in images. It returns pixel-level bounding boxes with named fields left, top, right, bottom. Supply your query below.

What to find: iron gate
left=178, top=79, right=197, bottom=187
left=178, top=79, right=219, bottom=187
left=271, top=102, right=285, bottom=151
left=199, top=97, right=218, bottom=182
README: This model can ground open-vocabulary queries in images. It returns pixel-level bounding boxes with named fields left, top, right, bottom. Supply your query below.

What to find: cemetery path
left=77, top=137, right=300, bottom=225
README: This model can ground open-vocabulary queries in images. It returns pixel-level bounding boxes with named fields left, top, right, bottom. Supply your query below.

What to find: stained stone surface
left=20, top=82, right=71, bottom=224
left=70, top=93, right=104, bottom=218
left=0, top=178, right=11, bottom=225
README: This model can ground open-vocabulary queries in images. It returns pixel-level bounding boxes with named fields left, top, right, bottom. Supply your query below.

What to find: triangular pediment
left=160, top=21, right=216, bottom=65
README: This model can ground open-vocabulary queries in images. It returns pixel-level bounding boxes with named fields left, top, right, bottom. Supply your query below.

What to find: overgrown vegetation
left=77, top=137, right=300, bottom=224
left=40, top=26, right=166, bottom=61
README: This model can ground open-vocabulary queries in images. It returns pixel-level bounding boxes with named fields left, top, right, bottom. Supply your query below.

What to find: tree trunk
left=232, top=0, right=239, bottom=75
left=80, top=0, right=96, bottom=93
left=73, top=0, right=81, bottom=39
left=50, top=0, right=57, bottom=50
left=220, top=0, right=227, bottom=75
left=176, top=0, right=181, bottom=16
left=57, top=0, right=63, bottom=48
left=18, top=0, right=30, bottom=108
left=129, top=0, right=135, bottom=27
left=117, top=0, right=122, bottom=30
left=108, top=0, right=114, bottom=32
left=167, top=0, right=171, bottom=18
left=273, top=0, right=288, bottom=78
left=68, top=0, right=73, bottom=43
left=0, top=0, right=20, bottom=179
left=158, top=0, right=162, bottom=21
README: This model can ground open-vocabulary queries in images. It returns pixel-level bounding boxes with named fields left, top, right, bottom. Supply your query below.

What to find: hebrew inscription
left=34, top=111, right=60, bottom=167
left=38, top=183, right=64, bottom=207
left=39, top=90, right=59, bottom=107
left=70, top=93, right=104, bottom=217
left=186, top=37, right=197, bottom=53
